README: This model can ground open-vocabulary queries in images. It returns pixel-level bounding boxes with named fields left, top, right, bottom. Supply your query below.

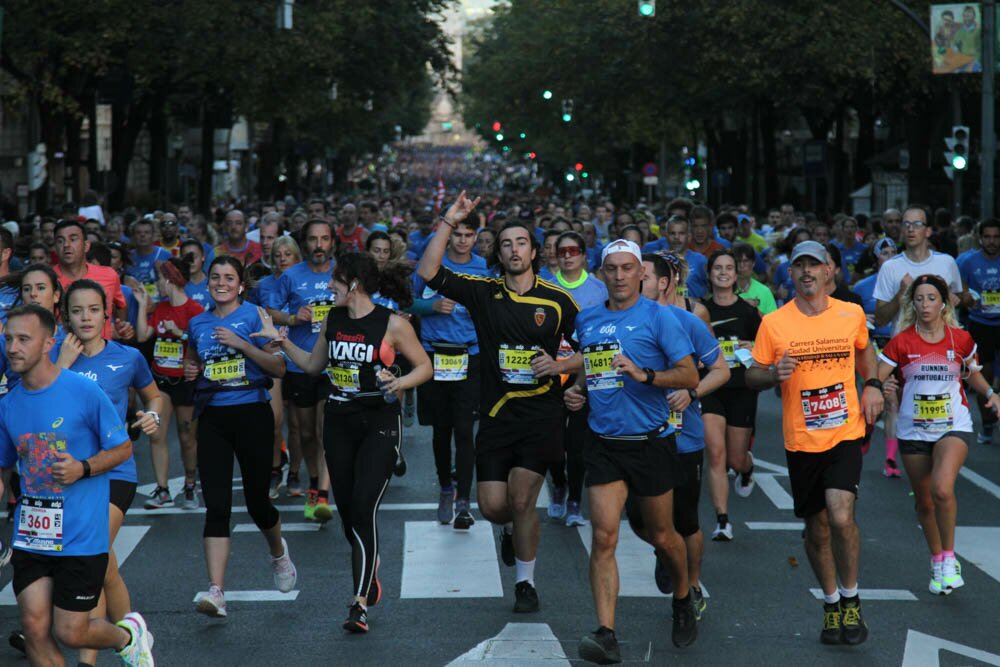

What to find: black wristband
left=864, top=378, right=883, bottom=391
left=438, top=215, right=456, bottom=230
left=81, top=459, right=91, bottom=479
left=642, top=368, right=656, bottom=385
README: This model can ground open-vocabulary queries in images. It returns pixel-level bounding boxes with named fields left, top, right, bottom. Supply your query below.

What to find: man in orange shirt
left=52, top=220, right=127, bottom=339
left=214, top=210, right=262, bottom=265
left=746, top=240, right=883, bottom=647
left=687, top=205, right=725, bottom=257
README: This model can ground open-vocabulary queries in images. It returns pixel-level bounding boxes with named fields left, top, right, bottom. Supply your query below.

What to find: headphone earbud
left=350, top=281, right=358, bottom=291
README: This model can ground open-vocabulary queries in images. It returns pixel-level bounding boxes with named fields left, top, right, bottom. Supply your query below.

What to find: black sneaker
left=691, top=587, right=706, bottom=621
left=453, top=500, right=475, bottom=530
left=839, top=595, right=868, bottom=645
left=653, top=552, right=672, bottom=595
left=671, top=592, right=698, bottom=648
left=342, top=602, right=369, bottom=633
left=513, top=581, right=539, bottom=613
left=578, top=626, right=622, bottom=664
left=498, top=528, right=515, bottom=566
left=8, top=629, right=25, bottom=654
left=820, top=602, right=842, bottom=644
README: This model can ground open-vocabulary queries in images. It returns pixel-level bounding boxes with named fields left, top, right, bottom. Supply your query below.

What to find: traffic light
left=495, top=133, right=504, bottom=141
left=542, top=90, right=553, bottom=100
left=638, top=0, right=655, bottom=17
left=574, top=163, right=583, bottom=171
left=947, top=125, right=969, bottom=170
left=492, top=121, right=502, bottom=132
left=28, top=143, right=47, bottom=191
left=561, top=99, right=573, bottom=123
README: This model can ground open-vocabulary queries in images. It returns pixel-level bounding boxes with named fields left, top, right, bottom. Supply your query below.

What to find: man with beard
left=418, top=192, right=580, bottom=615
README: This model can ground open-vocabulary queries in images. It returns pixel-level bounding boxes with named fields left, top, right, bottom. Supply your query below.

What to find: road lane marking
left=753, top=457, right=789, bottom=475
left=746, top=521, right=804, bottom=530
left=902, top=629, right=1000, bottom=666
left=400, top=521, right=503, bottom=598
left=234, top=522, right=321, bottom=533
left=755, top=473, right=795, bottom=510
left=578, top=522, right=710, bottom=598
left=808, top=588, right=917, bottom=601
left=956, top=526, right=1000, bottom=584
left=958, top=466, right=1000, bottom=501
left=192, top=590, right=299, bottom=602
left=447, top=623, right=569, bottom=665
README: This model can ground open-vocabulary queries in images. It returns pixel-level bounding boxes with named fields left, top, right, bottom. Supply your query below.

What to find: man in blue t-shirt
left=0, top=305, right=153, bottom=664
left=959, top=218, right=1000, bottom=443
left=565, top=240, right=700, bottom=662
left=126, top=218, right=172, bottom=300
left=265, top=219, right=336, bottom=522
left=642, top=216, right=708, bottom=299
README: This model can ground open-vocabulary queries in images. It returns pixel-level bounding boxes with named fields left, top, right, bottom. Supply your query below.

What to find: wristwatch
left=687, top=388, right=698, bottom=402
left=642, top=368, right=656, bottom=385
left=148, top=411, right=161, bottom=427
left=864, top=378, right=883, bottom=391
left=81, top=459, right=92, bottom=479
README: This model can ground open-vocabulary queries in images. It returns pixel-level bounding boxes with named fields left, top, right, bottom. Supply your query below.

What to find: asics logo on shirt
left=51, top=417, right=64, bottom=428
left=106, top=364, right=123, bottom=372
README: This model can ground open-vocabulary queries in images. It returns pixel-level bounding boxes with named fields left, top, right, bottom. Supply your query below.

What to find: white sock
left=823, top=591, right=840, bottom=605
left=839, top=585, right=858, bottom=599
left=515, top=558, right=535, bottom=585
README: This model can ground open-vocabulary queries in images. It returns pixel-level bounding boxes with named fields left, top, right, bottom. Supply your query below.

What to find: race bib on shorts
left=154, top=338, right=184, bottom=369
left=16, top=496, right=64, bottom=552
left=311, top=301, right=334, bottom=334
left=327, top=363, right=361, bottom=393
left=433, top=352, right=469, bottom=382
left=204, top=354, right=247, bottom=387
left=583, top=343, right=622, bottom=391
left=800, top=383, right=849, bottom=430
left=669, top=409, right=683, bottom=431
left=913, top=393, right=953, bottom=432
left=498, top=345, right=537, bottom=385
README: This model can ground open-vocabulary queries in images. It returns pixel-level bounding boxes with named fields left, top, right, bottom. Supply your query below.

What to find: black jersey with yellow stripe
left=425, top=267, right=580, bottom=420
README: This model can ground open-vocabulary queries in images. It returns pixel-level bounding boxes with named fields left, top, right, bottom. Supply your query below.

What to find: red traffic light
left=492, top=121, right=502, bottom=132
left=529, top=152, right=537, bottom=159
left=574, top=163, right=583, bottom=171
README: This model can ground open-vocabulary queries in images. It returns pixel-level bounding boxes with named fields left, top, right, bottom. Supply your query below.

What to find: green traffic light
left=562, top=113, right=572, bottom=123
left=581, top=172, right=589, bottom=178
left=542, top=90, right=553, bottom=100
left=496, top=133, right=504, bottom=141
left=638, top=1, right=655, bottom=17
left=952, top=153, right=968, bottom=170
left=519, top=132, right=526, bottom=139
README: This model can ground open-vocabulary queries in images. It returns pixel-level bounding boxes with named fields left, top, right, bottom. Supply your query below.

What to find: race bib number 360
left=800, top=383, right=849, bottom=430
left=16, top=496, right=64, bottom=552
left=583, top=343, right=622, bottom=391
left=499, top=346, right=537, bottom=385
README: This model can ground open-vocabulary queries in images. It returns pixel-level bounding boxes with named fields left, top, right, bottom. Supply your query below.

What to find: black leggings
left=197, top=403, right=279, bottom=538
left=325, top=404, right=401, bottom=599
left=548, top=407, right=589, bottom=503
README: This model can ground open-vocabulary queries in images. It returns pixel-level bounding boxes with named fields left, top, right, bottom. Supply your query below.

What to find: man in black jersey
left=418, top=192, right=581, bottom=614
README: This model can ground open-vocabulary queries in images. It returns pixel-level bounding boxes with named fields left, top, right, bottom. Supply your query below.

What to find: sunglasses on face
left=557, top=246, right=583, bottom=258
left=902, top=220, right=927, bottom=229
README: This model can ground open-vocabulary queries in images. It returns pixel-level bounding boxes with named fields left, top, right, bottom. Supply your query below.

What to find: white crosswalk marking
left=447, top=623, right=569, bottom=665
left=400, top=521, right=503, bottom=598
left=192, top=590, right=299, bottom=602
left=808, top=588, right=917, bottom=601
left=746, top=521, right=804, bottom=530
left=754, top=473, right=795, bottom=510
left=234, top=522, right=321, bottom=533
left=956, top=526, right=1000, bottom=584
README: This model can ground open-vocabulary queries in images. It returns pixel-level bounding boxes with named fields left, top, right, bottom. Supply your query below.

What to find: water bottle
left=374, top=364, right=398, bottom=404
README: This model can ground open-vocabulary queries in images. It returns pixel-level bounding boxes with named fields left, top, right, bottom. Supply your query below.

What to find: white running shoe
left=196, top=584, right=227, bottom=617
left=929, top=558, right=949, bottom=595
left=116, top=611, right=155, bottom=666
left=271, top=538, right=297, bottom=593
left=711, top=522, right=734, bottom=541
left=942, top=556, right=964, bottom=590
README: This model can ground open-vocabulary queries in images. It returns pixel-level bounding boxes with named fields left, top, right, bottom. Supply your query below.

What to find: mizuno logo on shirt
left=625, top=325, right=639, bottom=331
left=106, top=364, right=123, bottom=372
left=231, top=323, right=245, bottom=329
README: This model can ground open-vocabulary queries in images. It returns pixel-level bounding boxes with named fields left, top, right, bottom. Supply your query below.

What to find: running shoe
left=943, top=556, right=964, bottom=590
left=268, top=468, right=283, bottom=500
left=691, top=587, right=706, bottom=621
left=116, top=611, right=154, bottom=667
left=882, top=458, right=902, bottom=478
left=286, top=472, right=303, bottom=497
left=271, top=538, right=297, bottom=593
left=394, top=451, right=407, bottom=477
left=195, top=584, right=227, bottom=618
left=453, top=499, right=475, bottom=530
left=304, top=489, right=319, bottom=521
left=978, top=424, right=994, bottom=445
left=8, top=629, right=24, bottom=655
left=547, top=486, right=568, bottom=520
left=498, top=528, right=515, bottom=566
left=711, top=521, right=733, bottom=541
left=565, top=501, right=587, bottom=527
left=578, top=626, right=621, bottom=665
left=654, top=552, right=672, bottom=595
left=174, top=483, right=199, bottom=510
left=368, top=557, right=382, bottom=606
left=734, top=470, right=755, bottom=498
left=343, top=602, right=369, bottom=633
left=313, top=497, right=334, bottom=524
left=820, top=602, right=842, bottom=644
left=143, top=486, right=173, bottom=510
left=671, top=592, right=698, bottom=647
left=929, top=558, right=948, bottom=595
left=513, top=580, right=540, bottom=613
left=438, top=487, right=455, bottom=524
left=838, top=595, right=868, bottom=645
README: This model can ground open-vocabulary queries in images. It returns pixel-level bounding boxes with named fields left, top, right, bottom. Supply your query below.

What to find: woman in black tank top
left=257, top=253, right=432, bottom=634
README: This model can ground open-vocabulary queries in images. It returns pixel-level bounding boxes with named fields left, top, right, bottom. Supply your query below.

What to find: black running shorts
left=475, top=415, right=564, bottom=482
left=785, top=438, right=863, bottom=518
left=585, top=432, right=682, bottom=497
left=12, top=550, right=108, bottom=613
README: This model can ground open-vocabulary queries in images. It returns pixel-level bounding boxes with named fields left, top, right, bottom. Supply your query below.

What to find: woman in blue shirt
left=183, top=256, right=296, bottom=619
left=59, top=279, right=162, bottom=667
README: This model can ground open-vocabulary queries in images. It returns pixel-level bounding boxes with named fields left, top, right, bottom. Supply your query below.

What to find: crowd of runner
left=0, top=169, right=995, bottom=664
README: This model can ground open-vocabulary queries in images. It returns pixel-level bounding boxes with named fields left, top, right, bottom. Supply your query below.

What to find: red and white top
left=879, top=325, right=977, bottom=440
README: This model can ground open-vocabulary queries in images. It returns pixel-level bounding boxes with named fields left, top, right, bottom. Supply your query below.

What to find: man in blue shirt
left=643, top=216, right=708, bottom=299
left=266, top=219, right=336, bottom=522
left=408, top=213, right=436, bottom=261
left=959, top=217, right=1000, bottom=443
left=0, top=305, right=154, bottom=665
left=126, top=218, right=171, bottom=300
left=566, top=240, right=700, bottom=663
